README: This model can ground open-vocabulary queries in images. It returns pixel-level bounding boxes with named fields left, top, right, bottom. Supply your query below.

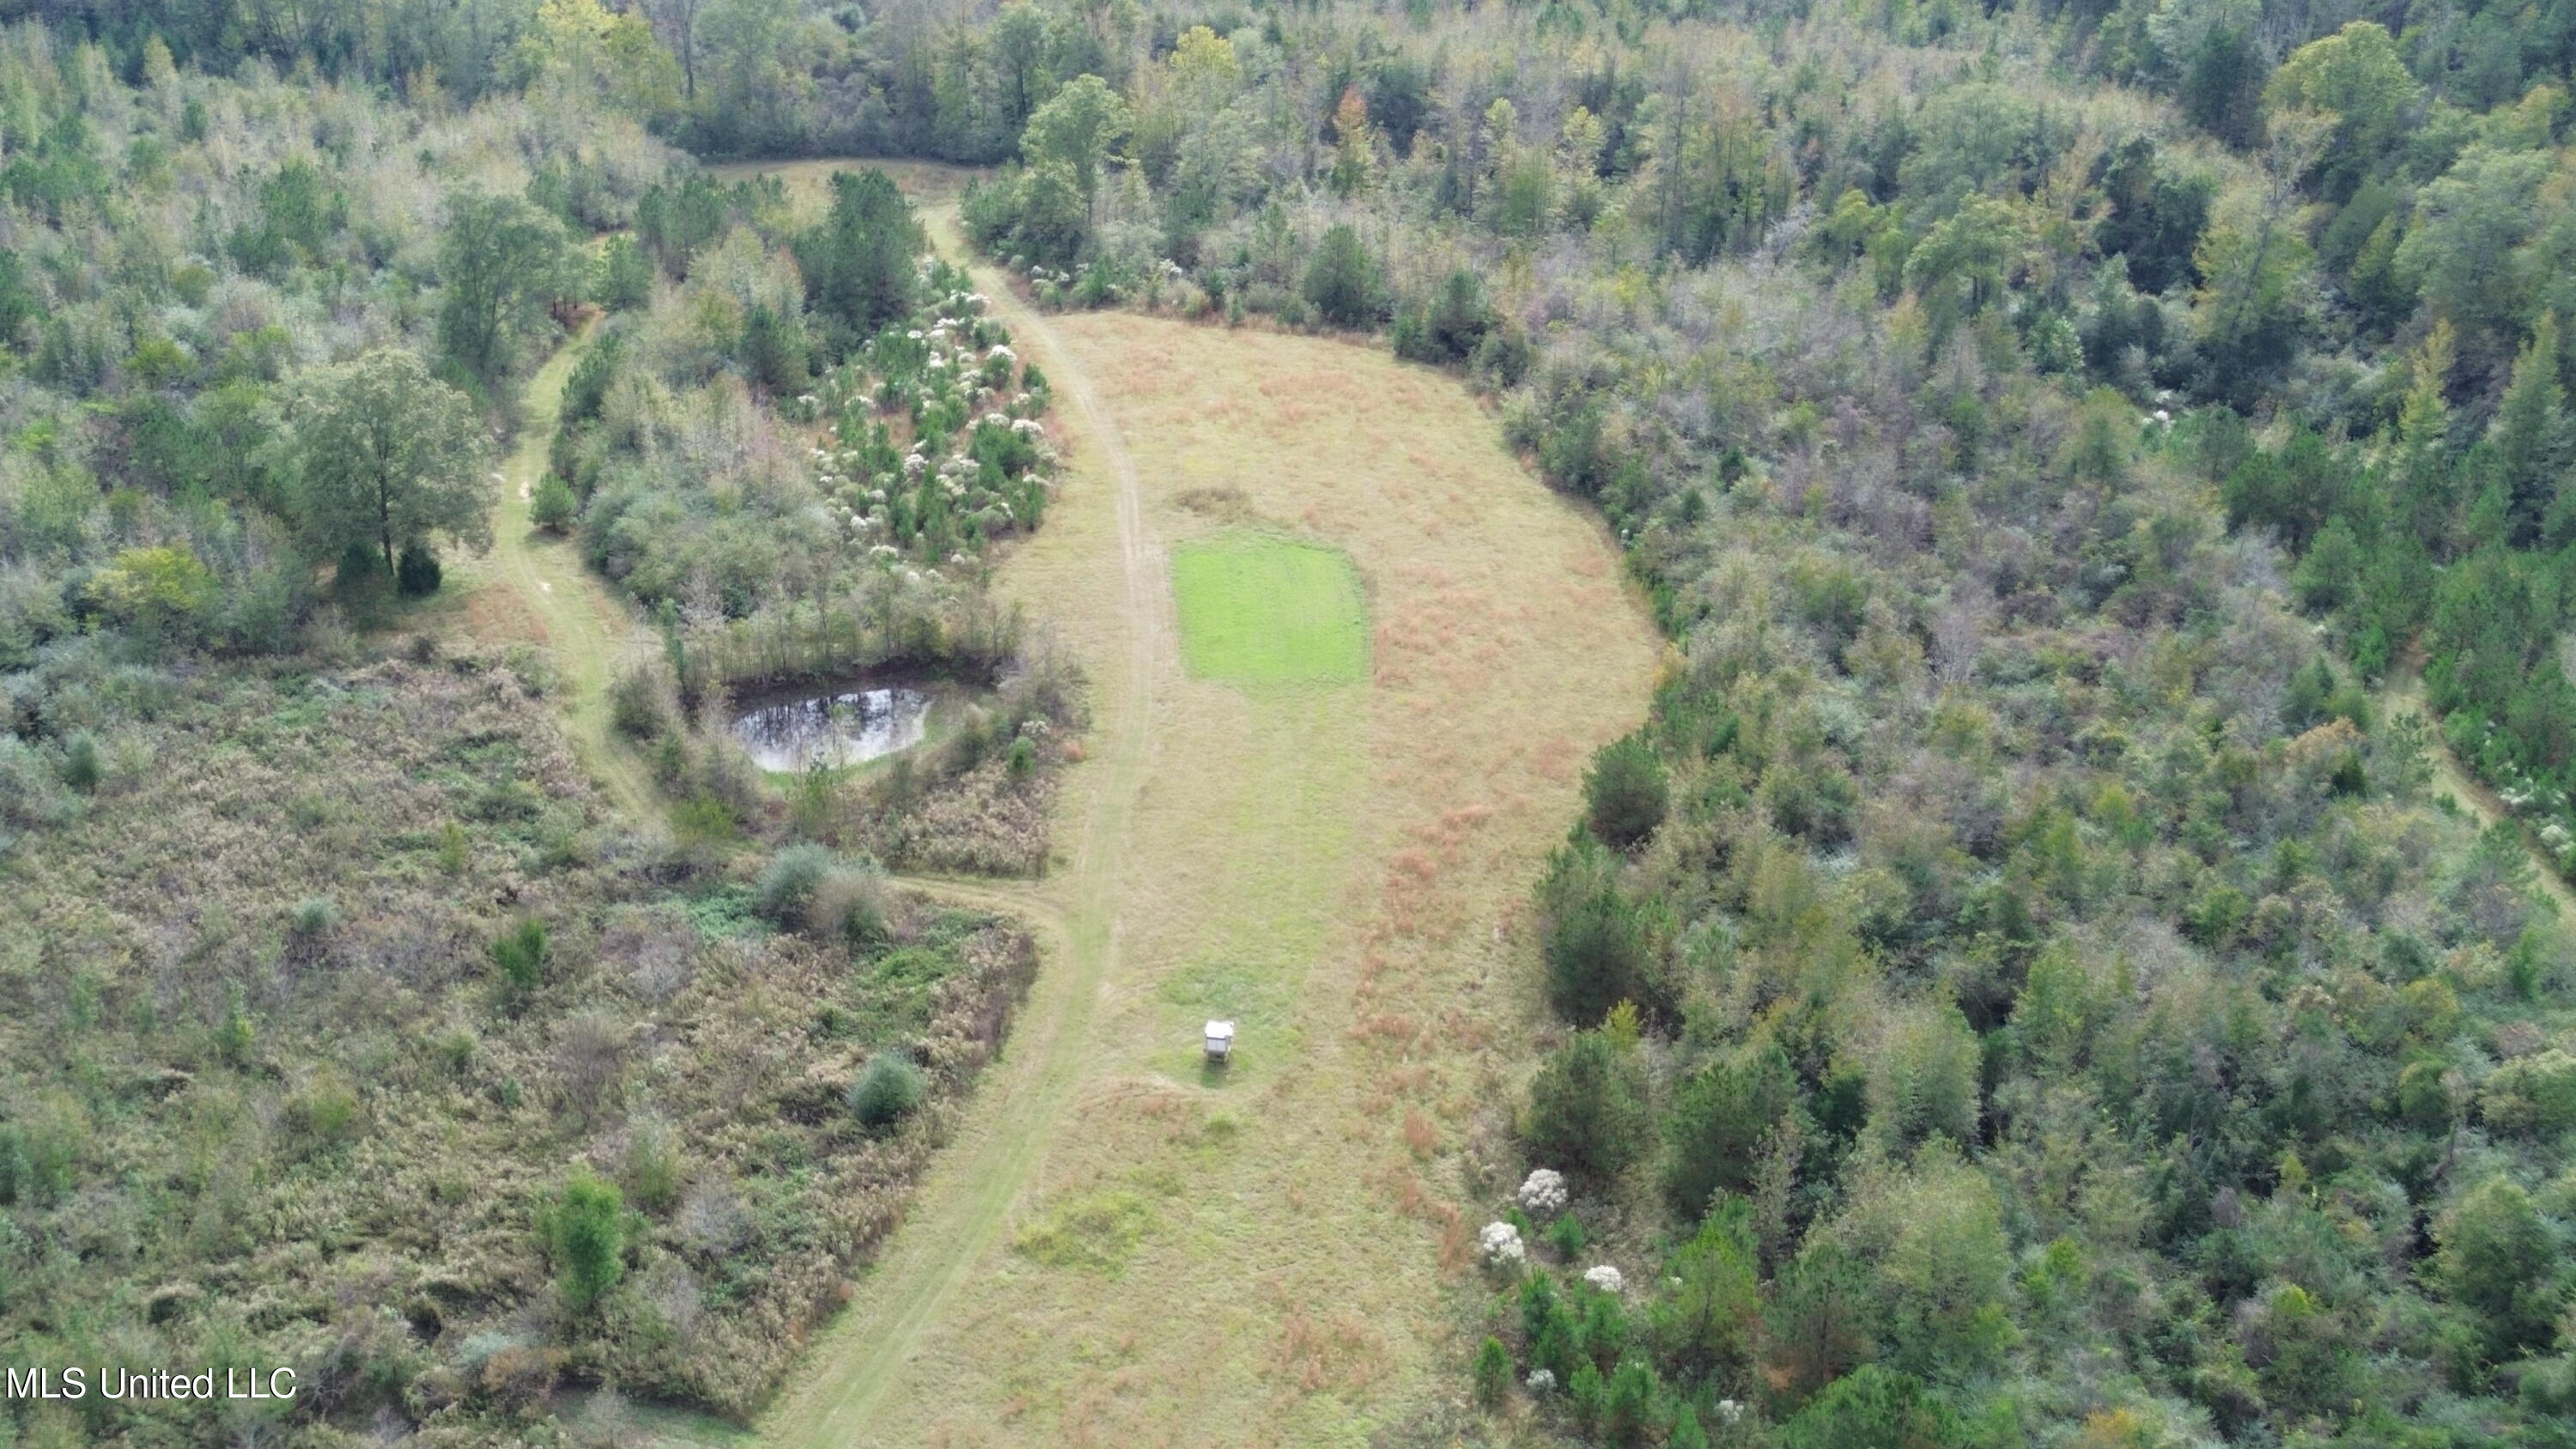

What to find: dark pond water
left=729, top=684, right=939, bottom=771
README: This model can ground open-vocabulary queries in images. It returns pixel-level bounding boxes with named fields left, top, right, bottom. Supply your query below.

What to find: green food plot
left=1169, top=533, right=1369, bottom=685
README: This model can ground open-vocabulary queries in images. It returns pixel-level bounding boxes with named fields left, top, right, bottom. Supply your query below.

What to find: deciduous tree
left=437, top=193, right=574, bottom=384
left=290, top=350, right=492, bottom=574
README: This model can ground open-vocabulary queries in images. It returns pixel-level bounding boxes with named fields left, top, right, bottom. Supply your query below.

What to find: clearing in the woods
left=617, top=161, right=1662, bottom=1446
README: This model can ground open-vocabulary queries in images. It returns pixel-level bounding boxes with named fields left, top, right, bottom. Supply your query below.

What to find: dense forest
left=5, top=0, right=2576, bottom=1445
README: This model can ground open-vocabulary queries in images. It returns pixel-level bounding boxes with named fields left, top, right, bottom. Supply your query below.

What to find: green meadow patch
left=1012, top=1190, right=1158, bottom=1272
left=1170, top=533, right=1367, bottom=686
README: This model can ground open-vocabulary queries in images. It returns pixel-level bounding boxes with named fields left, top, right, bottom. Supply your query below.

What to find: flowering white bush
left=1526, top=1368, right=1556, bottom=1394
left=1583, top=1264, right=1624, bottom=1294
left=1713, top=1398, right=1744, bottom=1424
left=1516, top=1167, right=1568, bottom=1216
left=1479, top=1221, right=1525, bottom=1269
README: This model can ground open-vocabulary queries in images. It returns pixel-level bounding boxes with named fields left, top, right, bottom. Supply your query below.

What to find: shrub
left=530, top=473, right=578, bottom=533
left=1584, top=734, right=1668, bottom=849
left=283, top=1071, right=361, bottom=1151
left=289, top=896, right=340, bottom=938
left=336, top=541, right=394, bottom=619
left=59, top=731, right=99, bottom=792
left=1006, top=735, right=1037, bottom=780
left=756, top=843, right=835, bottom=927
left=0, top=1118, right=76, bottom=1207
left=1602, top=1355, right=1660, bottom=1445
left=489, top=917, right=549, bottom=998
left=1303, top=224, right=1382, bottom=328
left=544, top=1169, right=625, bottom=1312
left=1544, top=888, right=1656, bottom=1026
left=1780, top=1365, right=1959, bottom=1449
left=608, top=659, right=677, bottom=740
left=1661, top=1034, right=1796, bottom=1217
left=0, top=735, right=77, bottom=830
left=396, top=540, right=443, bottom=596
left=1546, top=1213, right=1589, bottom=1259
left=436, top=1028, right=477, bottom=1075
left=849, top=1051, right=927, bottom=1129
left=1524, top=1030, right=1649, bottom=1178
left=622, top=1118, right=684, bottom=1215
left=1473, top=1336, right=1512, bottom=1408
left=673, top=794, right=737, bottom=844
left=807, top=868, right=890, bottom=946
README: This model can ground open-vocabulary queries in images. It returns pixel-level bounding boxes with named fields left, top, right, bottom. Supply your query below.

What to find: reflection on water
left=730, top=686, right=933, bottom=770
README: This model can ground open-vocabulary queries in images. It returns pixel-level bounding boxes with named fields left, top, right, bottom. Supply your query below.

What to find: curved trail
left=756, top=219, right=1166, bottom=1445
left=2377, top=665, right=2576, bottom=918
left=477, top=321, right=659, bottom=824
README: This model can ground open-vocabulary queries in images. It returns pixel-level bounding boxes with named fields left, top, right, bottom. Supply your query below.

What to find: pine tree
left=797, top=169, right=923, bottom=350
left=1303, top=224, right=1382, bottom=328
left=2492, top=313, right=2569, bottom=547
left=546, top=1169, right=626, bottom=1312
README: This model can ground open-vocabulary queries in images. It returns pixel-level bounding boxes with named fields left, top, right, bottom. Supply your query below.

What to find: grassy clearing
left=1170, top=533, right=1370, bottom=686
left=757, top=164, right=1659, bottom=1449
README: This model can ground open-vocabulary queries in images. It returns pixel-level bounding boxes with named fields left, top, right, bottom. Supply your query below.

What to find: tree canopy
left=291, top=350, right=493, bottom=574
left=437, top=192, right=574, bottom=384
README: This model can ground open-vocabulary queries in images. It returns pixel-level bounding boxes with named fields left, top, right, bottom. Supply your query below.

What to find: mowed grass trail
left=434, top=321, right=659, bottom=824
left=1170, top=533, right=1370, bottom=685
left=739, top=163, right=1659, bottom=1448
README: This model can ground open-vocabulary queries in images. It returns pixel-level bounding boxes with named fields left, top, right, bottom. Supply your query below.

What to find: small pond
left=729, top=680, right=945, bottom=771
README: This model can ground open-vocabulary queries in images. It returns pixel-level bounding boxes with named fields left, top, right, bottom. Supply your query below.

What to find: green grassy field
left=1171, top=533, right=1370, bottom=685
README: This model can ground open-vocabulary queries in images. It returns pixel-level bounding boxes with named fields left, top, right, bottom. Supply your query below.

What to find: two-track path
left=475, top=320, right=658, bottom=823
left=754, top=207, right=1170, bottom=1445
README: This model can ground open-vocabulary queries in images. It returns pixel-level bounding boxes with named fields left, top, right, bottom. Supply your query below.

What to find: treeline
left=15, top=0, right=1129, bottom=161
